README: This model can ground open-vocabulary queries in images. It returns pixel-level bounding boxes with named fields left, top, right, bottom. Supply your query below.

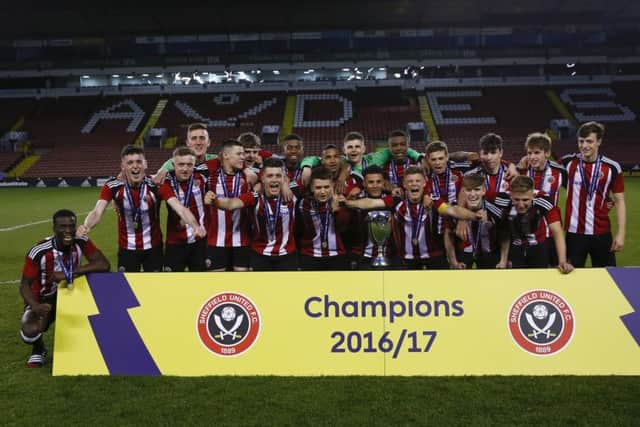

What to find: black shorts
left=164, top=239, right=207, bottom=272
left=207, top=246, right=251, bottom=270
left=509, top=240, right=550, bottom=269
left=118, top=246, right=163, bottom=272
left=458, top=251, right=500, bottom=269
left=400, top=255, right=449, bottom=270
left=566, top=232, right=616, bottom=268
left=249, top=251, right=298, bottom=271
left=298, top=254, right=349, bottom=271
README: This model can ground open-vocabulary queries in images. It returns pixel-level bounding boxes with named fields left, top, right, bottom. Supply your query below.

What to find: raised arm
left=166, top=198, right=207, bottom=238
left=77, top=199, right=109, bottom=236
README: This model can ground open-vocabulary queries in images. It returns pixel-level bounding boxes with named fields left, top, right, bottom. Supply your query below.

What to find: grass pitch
left=0, top=184, right=639, bottom=425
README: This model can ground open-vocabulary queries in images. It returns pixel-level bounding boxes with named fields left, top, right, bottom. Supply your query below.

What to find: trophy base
left=371, top=256, right=389, bottom=268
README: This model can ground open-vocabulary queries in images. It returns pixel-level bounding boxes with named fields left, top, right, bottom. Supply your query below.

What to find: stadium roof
left=3, top=0, right=640, bottom=39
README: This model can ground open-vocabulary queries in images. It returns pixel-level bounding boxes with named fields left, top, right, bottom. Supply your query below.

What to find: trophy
left=367, top=210, right=392, bottom=268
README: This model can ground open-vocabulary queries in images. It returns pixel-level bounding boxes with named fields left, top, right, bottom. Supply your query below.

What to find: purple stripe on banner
left=87, top=273, right=161, bottom=375
left=607, top=267, right=640, bottom=347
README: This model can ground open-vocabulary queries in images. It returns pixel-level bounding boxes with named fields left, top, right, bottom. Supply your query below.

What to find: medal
left=412, top=238, right=418, bottom=246
left=409, top=201, right=424, bottom=249
left=578, top=155, right=602, bottom=206
left=313, top=199, right=331, bottom=250
left=54, top=237, right=74, bottom=285
left=219, top=168, right=241, bottom=198
left=179, top=219, right=186, bottom=227
left=486, top=164, right=505, bottom=195
left=321, top=241, right=328, bottom=249
left=125, top=179, right=146, bottom=231
left=263, top=193, right=282, bottom=242
left=172, top=173, right=194, bottom=210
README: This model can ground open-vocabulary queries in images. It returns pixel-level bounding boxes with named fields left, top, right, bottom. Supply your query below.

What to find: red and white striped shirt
left=465, top=163, right=510, bottom=202
left=99, top=177, right=162, bottom=250
left=504, top=196, right=560, bottom=246
left=297, top=197, right=350, bottom=257
left=427, top=165, right=465, bottom=234
left=238, top=191, right=297, bottom=256
left=384, top=159, right=418, bottom=187
left=562, top=153, right=624, bottom=235
left=204, top=159, right=252, bottom=248
left=518, top=160, right=567, bottom=206
left=383, top=196, right=445, bottom=260
left=158, top=171, right=208, bottom=245
left=22, top=236, right=97, bottom=298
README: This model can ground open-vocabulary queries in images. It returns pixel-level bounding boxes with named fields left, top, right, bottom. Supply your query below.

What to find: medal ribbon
left=263, top=194, right=282, bottom=241
left=219, top=169, right=241, bottom=198
left=172, top=173, right=194, bottom=209
left=485, top=164, right=505, bottom=194
left=578, top=155, right=602, bottom=203
left=408, top=200, right=424, bottom=246
left=53, top=238, right=74, bottom=284
left=390, top=159, right=409, bottom=186
left=124, top=179, right=146, bottom=227
left=313, top=199, right=331, bottom=246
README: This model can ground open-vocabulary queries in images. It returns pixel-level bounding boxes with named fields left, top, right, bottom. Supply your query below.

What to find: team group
left=82, top=120, right=626, bottom=273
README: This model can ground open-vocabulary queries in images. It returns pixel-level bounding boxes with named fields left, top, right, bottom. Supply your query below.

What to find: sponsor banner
left=53, top=269, right=640, bottom=376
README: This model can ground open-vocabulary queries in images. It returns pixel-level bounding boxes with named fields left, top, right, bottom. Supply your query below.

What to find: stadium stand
left=0, top=151, right=23, bottom=172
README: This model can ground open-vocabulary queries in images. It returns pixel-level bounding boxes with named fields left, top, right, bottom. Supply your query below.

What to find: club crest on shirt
left=508, top=290, right=575, bottom=356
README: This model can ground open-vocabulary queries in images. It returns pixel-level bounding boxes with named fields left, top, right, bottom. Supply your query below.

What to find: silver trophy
left=367, top=210, right=392, bottom=267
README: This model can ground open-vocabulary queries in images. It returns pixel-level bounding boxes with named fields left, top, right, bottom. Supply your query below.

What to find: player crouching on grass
left=499, top=176, right=574, bottom=274
left=20, top=209, right=110, bottom=367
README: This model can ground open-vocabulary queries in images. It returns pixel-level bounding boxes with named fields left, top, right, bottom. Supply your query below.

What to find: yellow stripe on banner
left=418, top=95, right=440, bottom=142
left=279, top=95, right=296, bottom=143
left=53, top=277, right=109, bottom=375
left=545, top=89, right=577, bottom=125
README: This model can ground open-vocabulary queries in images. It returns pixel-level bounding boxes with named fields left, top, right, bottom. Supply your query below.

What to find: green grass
left=1, top=184, right=639, bottom=425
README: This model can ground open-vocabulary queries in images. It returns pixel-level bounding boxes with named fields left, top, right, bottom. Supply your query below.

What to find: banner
left=53, top=268, right=640, bottom=376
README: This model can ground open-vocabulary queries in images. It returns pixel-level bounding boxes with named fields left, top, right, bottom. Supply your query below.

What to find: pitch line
left=0, top=211, right=90, bottom=232
left=0, top=279, right=19, bottom=284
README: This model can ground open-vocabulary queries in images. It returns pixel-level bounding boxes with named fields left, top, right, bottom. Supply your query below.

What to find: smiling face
left=479, top=148, right=503, bottom=174
left=311, top=178, right=334, bottom=203
left=343, top=138, right=365, bottom=164
left=526, top=147, right=549, bottom=170
left=284, top=139, right=303, bottom=166
left=262, top=166, right=284, bottom=197
left=222, top=145, right=246, bottom=171
left=578, top=132, right=602, bottom=162
left=121, top=153, right=147, bottom=186
left=403, top=172, right=425, bottom=203
left=54, top=215, right=77, bottom=249
left=389, top=136, right=409, bottom=162
left=363, top=173, right=385, bottom=198
left=187, top=128, right=211, bottom=160
left=463, top=185, right=486, bottom=211
left=511, top=189, right=534, bottom=214
left=173, top=154, right=195, bottom=182
left=427, top=149, right=449, bottom=175
left=321, top=147, right=341, bottom=174
left=244, top=147, right=260, bottom=165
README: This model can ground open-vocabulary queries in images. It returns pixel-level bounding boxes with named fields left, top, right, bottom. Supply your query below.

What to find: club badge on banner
left=53, top=268, right=640, bottom=376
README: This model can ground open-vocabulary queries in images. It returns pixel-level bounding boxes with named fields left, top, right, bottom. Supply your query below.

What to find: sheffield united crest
left=197, top=292, right=261, bottom=357
left=508, top=290, right=575, bottom=356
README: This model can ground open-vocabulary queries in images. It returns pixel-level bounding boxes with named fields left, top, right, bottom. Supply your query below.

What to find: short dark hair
left=321, top=143, right=339, bottom=155
left=462, top=173, right=484, bottom=189
left=479, top=133, right=503, bottom=152
left=53, top=209, right=76, bottom=225
left=120, top=145, right=145, bottom=158
left=173, top=146, right=196, bottom=158
left=310, top=166, right=333, bottom=184
left=525, top=132, right=551, bottom=152
left=403, top=166, right=424, bottom=179
left=282, top=133, right=303, bottom=146
left=577, top=121, right=605, bottom=140
left=510, top=175, right=534, bottom=193
left=238, top=132, right=261, bottom=148
left=388, top=129, right=409, bottom=141
left=344, top=131, right=365, bottom=143
left=221, top=139, right=243, bottom=151
left=187, top=122, right=208, bottom=134
left=426, top=140, right=449, bottom=156
left=263, top=157, right=284, bottom=169
left=363, top=165, right=388, bottom=180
